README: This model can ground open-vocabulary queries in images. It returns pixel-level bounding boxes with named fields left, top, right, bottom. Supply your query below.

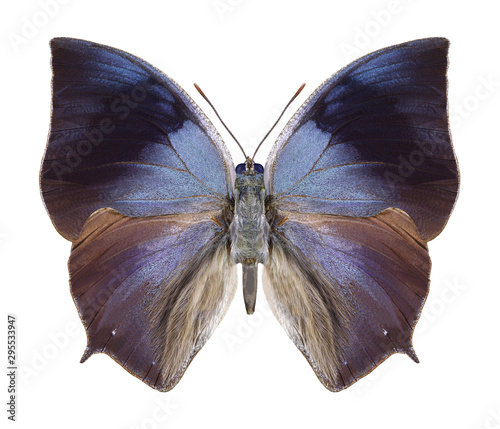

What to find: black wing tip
left=367, top=37, right=449, bottom=61
left=414, top=36, right=449, bottom=45
left=49, top=37, right=108, bottom=55
left=50, top=37, right=87, bottom=50
left=398, top=37, right=449, bottom=50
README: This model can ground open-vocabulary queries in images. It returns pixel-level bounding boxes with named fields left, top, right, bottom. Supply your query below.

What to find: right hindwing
left=263, top=208, right=430, bottom=391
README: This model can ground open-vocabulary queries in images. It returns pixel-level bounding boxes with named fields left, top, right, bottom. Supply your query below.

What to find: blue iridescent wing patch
left=265, top=38, right=457, bottom=241
left=41, top=38, right=235, bottom=241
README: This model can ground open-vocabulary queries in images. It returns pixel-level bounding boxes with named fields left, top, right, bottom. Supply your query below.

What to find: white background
left=1, top=0, right=499, bottom=428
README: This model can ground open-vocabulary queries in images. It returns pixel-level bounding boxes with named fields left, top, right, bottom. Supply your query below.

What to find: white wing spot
left=382, top=328, right=388, bottom=336
left=111, top=329, right=117, bottom=336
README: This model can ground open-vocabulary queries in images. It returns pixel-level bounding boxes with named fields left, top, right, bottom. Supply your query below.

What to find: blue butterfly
left=40, top=37, right=458, bottom=391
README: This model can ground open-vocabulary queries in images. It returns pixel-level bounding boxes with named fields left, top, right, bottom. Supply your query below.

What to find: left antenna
left=194, top=83, right=247, bottom=159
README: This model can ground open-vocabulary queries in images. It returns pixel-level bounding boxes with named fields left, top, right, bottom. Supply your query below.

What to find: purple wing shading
left=265, top=37, right=458, bottom=241
left=263, top=208, right=429, bottom=391
left=41, top=38, right=234, bottom=241
left=70, top=208, right=236, bottom=391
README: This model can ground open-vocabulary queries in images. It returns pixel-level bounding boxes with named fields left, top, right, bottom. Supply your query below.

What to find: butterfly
left=40, top=37, right=459, bottom=392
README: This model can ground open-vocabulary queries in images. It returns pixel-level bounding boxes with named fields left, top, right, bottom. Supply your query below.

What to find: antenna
left=252, top=83, right=306, bottom=159
left=194, top=82, right=306, bottom=161
left=194, top=83, right=247, bottom=159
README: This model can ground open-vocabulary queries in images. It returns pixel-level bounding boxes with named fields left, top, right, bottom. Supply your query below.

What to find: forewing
left=70, top=208, right=236, bottom=391
left=41, top=38, right=235, bottom=241
left=265, top=37, right=458, bottom=241
left=263, top=208, right=429, bottom=391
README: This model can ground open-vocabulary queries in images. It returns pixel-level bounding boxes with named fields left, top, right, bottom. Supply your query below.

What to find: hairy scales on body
left=229, top=161, right=269, bottom=314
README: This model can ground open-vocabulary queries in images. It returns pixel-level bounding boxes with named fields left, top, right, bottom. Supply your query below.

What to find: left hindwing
left=70, top=208, right=236, bottom=391
left=263, top=208, right=429, bottom=391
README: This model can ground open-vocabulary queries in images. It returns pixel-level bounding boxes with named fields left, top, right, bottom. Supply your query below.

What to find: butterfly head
left=235, top=157, right=264, bottom=176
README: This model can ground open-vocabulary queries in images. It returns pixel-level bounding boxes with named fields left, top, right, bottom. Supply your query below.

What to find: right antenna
left=252, top=83, right=306, bottom=160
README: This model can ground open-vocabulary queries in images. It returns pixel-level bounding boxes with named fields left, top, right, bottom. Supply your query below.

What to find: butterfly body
left=40, top=37, right=458, bottom=392
left=230, top=164, right=269, bottom=313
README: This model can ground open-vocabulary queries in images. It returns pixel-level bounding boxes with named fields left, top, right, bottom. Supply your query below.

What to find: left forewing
left=263, top=208, right=430, bottom=391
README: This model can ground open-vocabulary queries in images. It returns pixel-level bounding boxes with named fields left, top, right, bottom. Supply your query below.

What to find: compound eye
left=235, top=163, right=246, bottom=174
left=254, top=163, right=264, bottom=173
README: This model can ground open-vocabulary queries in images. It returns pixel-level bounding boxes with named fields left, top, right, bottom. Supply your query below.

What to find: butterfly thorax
left=230, top=172, right=269, bottom=264
left=230, top=171, right=269, bottom=314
